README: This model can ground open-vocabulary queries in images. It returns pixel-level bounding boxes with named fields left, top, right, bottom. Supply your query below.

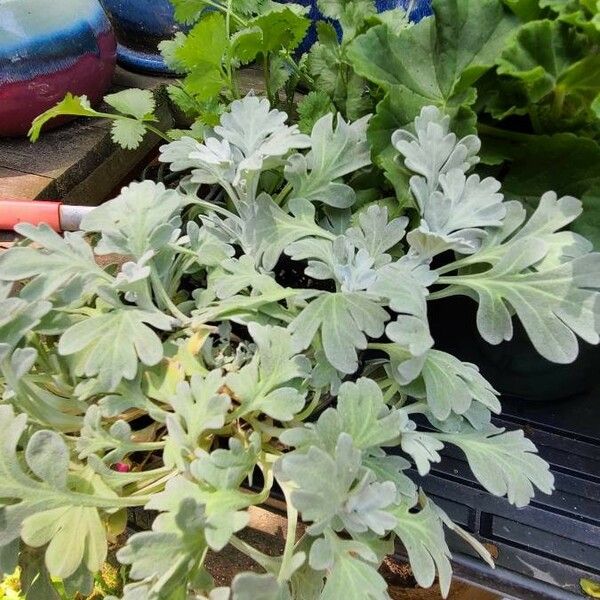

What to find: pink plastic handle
left=0, top=200, right=62, bottom=231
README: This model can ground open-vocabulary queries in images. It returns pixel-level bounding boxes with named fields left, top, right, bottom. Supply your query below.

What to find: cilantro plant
left=29, top=0, right=311, bottom=149
left=161, top=0, right=311, bottom=124
left=28, top=90, right=169, bottom=150
left=4, top=95, right=600, bottom=599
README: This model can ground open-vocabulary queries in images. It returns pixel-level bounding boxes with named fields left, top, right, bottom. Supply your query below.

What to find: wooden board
left=0, top=67, right=175, bottom=206
left=0, top=66, right=265, bottom=207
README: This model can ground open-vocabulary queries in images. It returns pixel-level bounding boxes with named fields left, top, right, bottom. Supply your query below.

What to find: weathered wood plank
left=0, top=65, right=268, bottom=206
left=0, top=66, right=175, bottom=204
left=0, top=122, right=108, bottom=182
left=0, top=167, right=53, bottom=200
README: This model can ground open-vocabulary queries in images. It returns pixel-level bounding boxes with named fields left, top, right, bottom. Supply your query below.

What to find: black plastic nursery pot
left=429, top=295, right=600, bottom=402
left=402, top=295, right=600, bottom=599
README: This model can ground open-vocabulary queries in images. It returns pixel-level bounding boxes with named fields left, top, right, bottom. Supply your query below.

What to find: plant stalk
left=278, top=483, right=299, bottom=583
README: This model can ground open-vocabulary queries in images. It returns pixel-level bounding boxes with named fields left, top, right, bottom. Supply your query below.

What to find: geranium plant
left=2, top=95, right=599, bottom=599
left=337, top=0, right=600, bottom=244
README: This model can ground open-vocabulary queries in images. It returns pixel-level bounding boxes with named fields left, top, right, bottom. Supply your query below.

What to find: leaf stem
left=476, top=123, right=538, bottom=143
left=264, top=54, right=272, bottom=103
left=294, top=388, right=323, bottom=422
left=150, top=271, right=190, bottom=324
left=552, top=86, right=566, bottom=120
left=143, top=123, right=172, bottom=142
left=274, top=182, right=293, bottom=205
left=529, top=105, right=544, bottom=134
left=255, top=459, right=275, bottom=504
left=203, top=0, right=246, bottom=26
left=426, top=286, right=461, bottom=301
left=224, top=0, right=241, bottom=99
left=124, top=441, right=165, bottom=452
left=188, top=197, right=239, bottom=220
left=128, top=470, right=177, bottom=496
left=403, top=401, right=428, bottom=414
left=229, top=536, right=280, bottom=572
left=278, top=483, right=299, bottom=583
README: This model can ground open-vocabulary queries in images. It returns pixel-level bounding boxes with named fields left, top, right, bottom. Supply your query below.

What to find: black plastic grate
left=392, top=389, right=600, bottom=599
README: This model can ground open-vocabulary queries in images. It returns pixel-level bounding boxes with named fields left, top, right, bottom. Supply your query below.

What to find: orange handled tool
left=0, top=200, right=94, bottom=232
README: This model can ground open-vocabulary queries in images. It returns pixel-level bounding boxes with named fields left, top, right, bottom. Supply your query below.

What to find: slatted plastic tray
left=399, top=393, right=600, bottom=599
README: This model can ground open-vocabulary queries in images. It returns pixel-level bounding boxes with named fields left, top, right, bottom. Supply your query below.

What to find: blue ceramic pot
left=293, top=0, right=432, bottom=54
left=99, top=0, right=181, bottom=74
left=0, top=0, right=116, bottom=137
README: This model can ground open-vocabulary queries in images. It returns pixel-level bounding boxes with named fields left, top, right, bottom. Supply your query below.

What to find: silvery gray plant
left=1, top=96, right=598, bottom=599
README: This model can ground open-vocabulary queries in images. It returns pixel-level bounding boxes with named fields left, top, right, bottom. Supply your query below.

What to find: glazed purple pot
left=0, top=0, right=116, bottom=137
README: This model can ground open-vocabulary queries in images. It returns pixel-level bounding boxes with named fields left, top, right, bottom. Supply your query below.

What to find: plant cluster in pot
left=304, top=0, right=600, bottom=401
left=22, top=1, right=600, bottom=425
left=1, top=92, right=599, bottom=599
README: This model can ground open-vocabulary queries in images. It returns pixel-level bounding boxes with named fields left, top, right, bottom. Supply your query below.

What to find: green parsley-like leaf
left=109, top=119, right=148, bottom=150
left=28, top=94, right=101, bottom=141
left=231, top=26, right=264, bottom=64
left=176, top=12, right=228, bottom=101
left=104, top=89, right=156, bottom=120
left=169, top=0, right=208, bottom=23
left=176, top=12, right=228, bottom=69
left=249, top=5, right=310, bottom=53
left=297, top=91, right=336, bottom=134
